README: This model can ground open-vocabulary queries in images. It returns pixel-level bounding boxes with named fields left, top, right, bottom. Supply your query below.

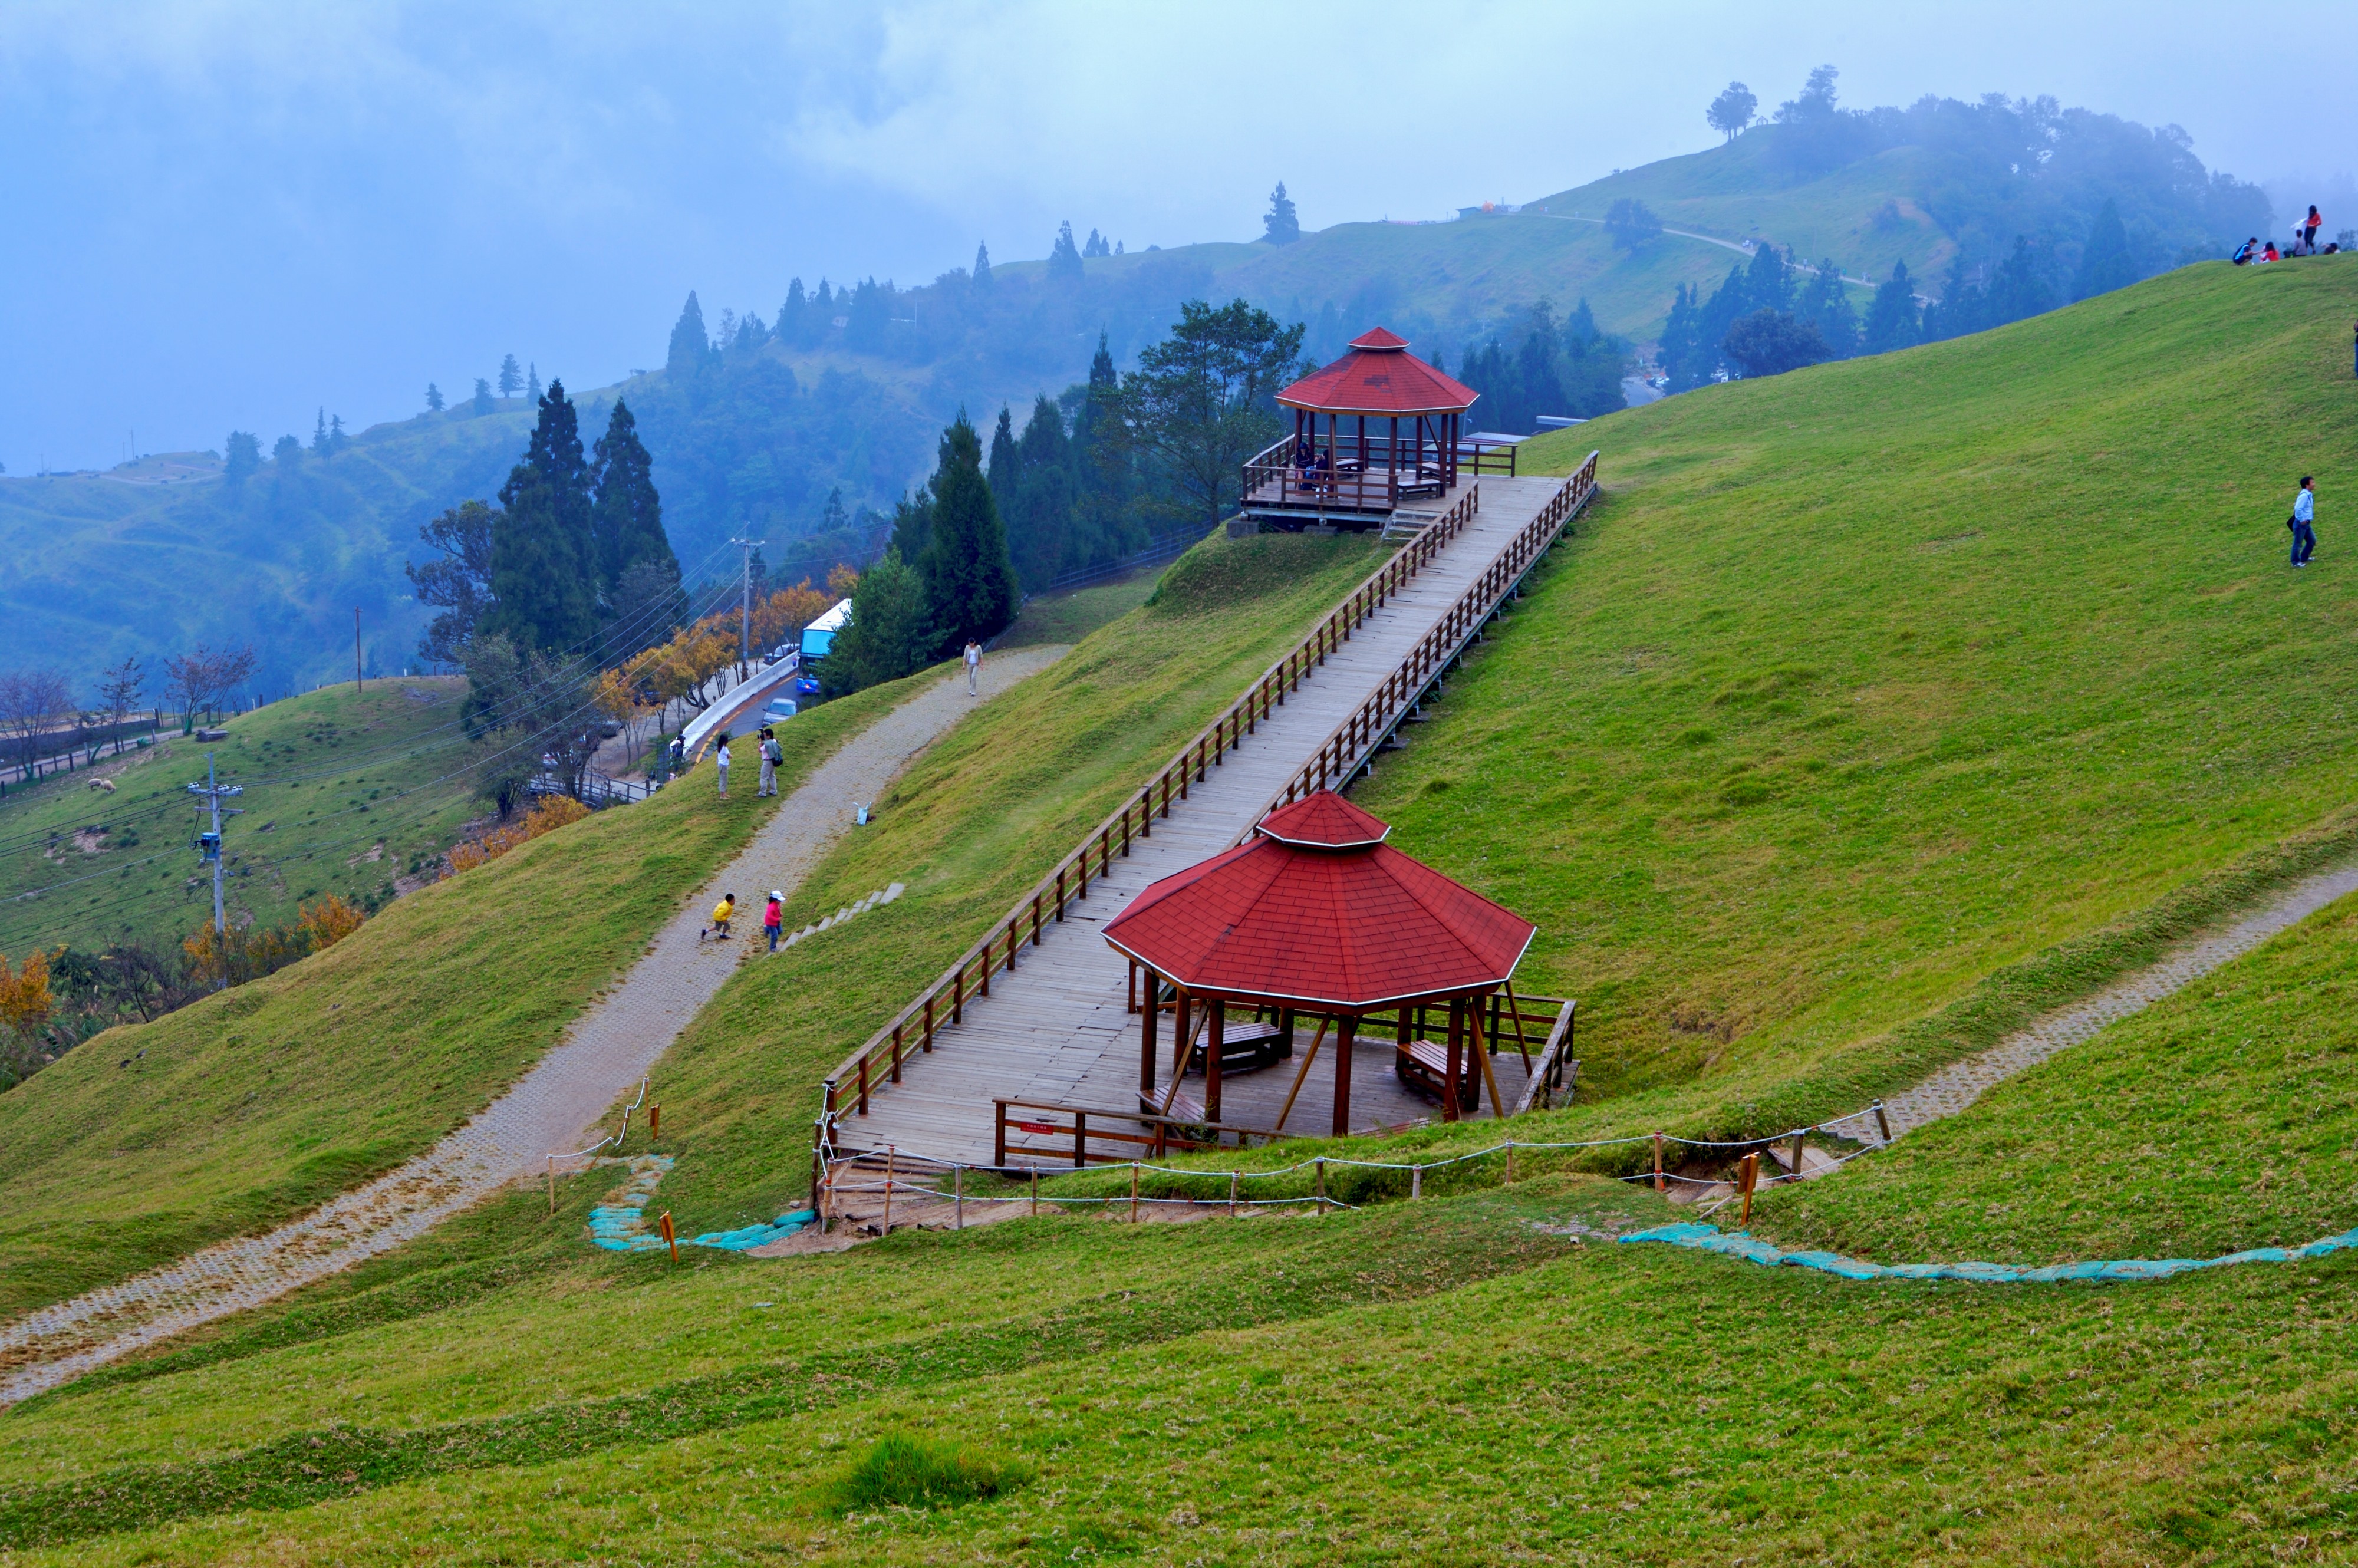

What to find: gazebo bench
left=1183, top=1020, right=1289, bottom=1076
left=1394, top=1040, right=1481, bottom=1114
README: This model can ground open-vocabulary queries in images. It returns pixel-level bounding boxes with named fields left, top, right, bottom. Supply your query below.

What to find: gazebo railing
left=817, top=479, right=1488, bottom=1139
left=1249, top=451, right=1598, bottom=819
left=1242, top=433, right=1523, bottom=514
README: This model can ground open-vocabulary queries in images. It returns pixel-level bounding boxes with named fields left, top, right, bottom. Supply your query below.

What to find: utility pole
left=731, top=532, right=766, bottom=681
left=187, top=753, right=245, bottom=983
left=355, top=607, right=364, bottom=691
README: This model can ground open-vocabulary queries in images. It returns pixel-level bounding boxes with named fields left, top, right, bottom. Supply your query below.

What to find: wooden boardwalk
left=834, top=476, right=1575, bottom=1167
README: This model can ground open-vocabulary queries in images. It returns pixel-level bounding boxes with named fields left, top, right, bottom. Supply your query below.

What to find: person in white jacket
left=2291, top=477, right=2317, bottom=567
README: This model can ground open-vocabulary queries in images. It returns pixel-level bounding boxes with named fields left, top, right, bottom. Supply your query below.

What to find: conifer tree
left=485, top=380, right=599, bottom=652
left=1263, top=182, right=1301, bottom=245
left=987, top=406, right=1022, bottom=521
left=527, top=362, right=542, bottom=403
left=473, top=378, right=496, bottom=415
left=498, top=354, right=523, bottom=398
left=1861, top=260, right=1921, bottom=354
left=590, top=397, right=675, bottom=603
left=666, top=293, right=712, bottom=377
left=312, top=407, right=328, bottom=452
left=972, top=241, right=992, bottom=289
left=824, top=548, right=933, bottom=693
left=223, top=431, right=261, bottom=487
left=1071, top=332, right=1137, bottom=563
left=1048, top=222, right=1084, bottom=283
left=917, top=412, right=1019, bottom=651
left=1012, top=394, right=1075, bottom=587
left=779, top=278, right=807, bottom=345
left=2072, top=199, right=2138, bottom=300
left=425, top=383, right=445, bottom=413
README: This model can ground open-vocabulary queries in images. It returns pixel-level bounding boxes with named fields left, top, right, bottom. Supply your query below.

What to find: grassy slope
left=1536, top=136, right=1955, bottom=282
left=1332, top=256, right=2358, bottom=1142
left=0, top=680, right=483, bottom=956
left=12, top=274, right=2358, bottom=1563
left=12, top=927, right=2358, bottom=1565
left=0, top=673, right=919, bottom=1320
left=1768, top=891, right=2358, bottom=1266
left=637, top=532, right=1387, bottom=1238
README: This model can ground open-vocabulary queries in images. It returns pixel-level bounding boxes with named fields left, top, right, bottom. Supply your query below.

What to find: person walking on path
left=758, top=727, right=781, bottom=797
left=763, top=890, right=785, bottom=951
left=715, top=734, right=732, bottom=797
left=702, top=892, right=737, bottom=942
left=964, top=639, right=982, bottom=696
left=2291, top=477, right=2317, bottom=567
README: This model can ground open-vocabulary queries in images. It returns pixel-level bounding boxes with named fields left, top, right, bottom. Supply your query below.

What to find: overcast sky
left=5, top=0, right=2354, bottom=472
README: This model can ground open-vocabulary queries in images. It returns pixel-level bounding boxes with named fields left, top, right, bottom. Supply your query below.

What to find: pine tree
left=498, top=354, right=523, bottom=399
left=327, top=414, right=347, bottom=454
left=917, top=413, right=1019, bottom=651
left=666, top=293, right=712, bottom=377
left=1987, top=235, right=2053, bottom=325
left=223, top=431, right=261, bottom=487
left=814, top=279, right=834, bottom=318
left=1083, top=228, right=1109, bottom=259
left=473, top=378, right=496, bottom=415
left=590, top=397, right=675, bottom=604
left=1862, top=260, right=1921, bottom=354
left=1012, top=394, right=1074, bottom=586
left=847, top=278, right=888, bottom=350
left=972, top=242, right=992, bottom=290
left=425, top=383, right=445, bottom=413
left=987, top=406, right=1022, bottom=522
left=821, top=487, right=848, bottom=533
left=527, top=362, right=542, bottom=403
left=486, top=380, right=599, bottom=652
left=1800, top=259, right=1859, bottom=357
left=1071, top=332, right=1137, bottom=565
left=1048, top=221, right=1084, bottom=283
left=312, top=407, right=328, bottom=452
left=779, top=278, right=807, bottom=345
left=824, top=548, right=933, bottom=694
left=2072, top=199, right=2138, bottom=300
left=1263, top=182, right=1301, bottom=245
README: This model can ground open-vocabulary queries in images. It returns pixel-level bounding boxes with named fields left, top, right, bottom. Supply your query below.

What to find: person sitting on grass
left=2262, top=241, right=2281, bottom=263
left=2232, top=237, right=2258, bottom=266
left=702, top=892, right=737, bottom=942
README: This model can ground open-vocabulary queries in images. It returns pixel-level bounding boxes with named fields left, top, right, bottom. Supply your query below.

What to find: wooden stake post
left=659, top=1210, right=679, bottom=1263
left=1737, top=1153, right=1761, bottom=1227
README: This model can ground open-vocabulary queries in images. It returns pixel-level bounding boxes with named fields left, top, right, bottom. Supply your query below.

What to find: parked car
left=763, top=696, right=799, bottom=724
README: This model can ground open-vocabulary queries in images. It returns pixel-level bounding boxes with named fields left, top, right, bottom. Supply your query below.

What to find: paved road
left=0, top=648, right=1065, bottom=1406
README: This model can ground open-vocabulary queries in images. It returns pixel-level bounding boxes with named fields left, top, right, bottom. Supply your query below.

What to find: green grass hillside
left=1349, top=254, right=2358, bottom=1143
left=0, top=674, right=918, bottom=1320
left=0, top=679, right=485, bottom=958
left=12, top=259, right=2358, bottom=1567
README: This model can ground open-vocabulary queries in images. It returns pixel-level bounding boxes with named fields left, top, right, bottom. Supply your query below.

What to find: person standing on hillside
left=2302, top=206, right=2323, bottom=255
left=2291, top=477, right=2317, bottom=567
left=757, top=726, right=780, bottom=797
left=763, top=890, right=785, bottom=951
left=715, top=733, right=732, bottom=797
left=964, top=639, right=982, bottom=696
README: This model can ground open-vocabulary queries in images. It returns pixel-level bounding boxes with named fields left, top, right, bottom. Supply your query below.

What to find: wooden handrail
left=820, top=453, right=1598, bottom=1125
left=1510, top=999, right=1580, bottom=1115
left=1242, top=452, right=1598, bottom=829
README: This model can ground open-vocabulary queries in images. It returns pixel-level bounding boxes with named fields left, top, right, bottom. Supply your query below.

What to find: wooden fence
left=816, top=453, right=1600, bottom=1141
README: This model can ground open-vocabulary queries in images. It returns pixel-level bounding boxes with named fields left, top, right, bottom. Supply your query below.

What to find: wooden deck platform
left=831, top=475, right=1575, bottom=1167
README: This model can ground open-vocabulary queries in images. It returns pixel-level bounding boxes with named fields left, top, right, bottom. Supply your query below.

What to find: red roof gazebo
left=1242, top=327, right=1497, bottom=526
left=1102, top=792, right=1536, bottom=1137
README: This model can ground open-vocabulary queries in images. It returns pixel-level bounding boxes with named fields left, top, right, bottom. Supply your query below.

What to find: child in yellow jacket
left=701, top=893, right=737, bottom=941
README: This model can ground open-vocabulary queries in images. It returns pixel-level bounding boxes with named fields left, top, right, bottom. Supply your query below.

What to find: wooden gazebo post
left=1331, top=1016, right=1359, bottom=1136
left=1138, top=966, right=1159, bottom=1093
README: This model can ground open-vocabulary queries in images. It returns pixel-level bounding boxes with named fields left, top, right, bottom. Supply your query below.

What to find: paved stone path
left=0, top=650, right=1064, bottom=1406
left=1880, top=862, right=2358, bottom=1138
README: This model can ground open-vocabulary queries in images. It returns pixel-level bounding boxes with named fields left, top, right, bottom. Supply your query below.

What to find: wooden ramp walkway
left=829, top=470, right=1591, bottom=1167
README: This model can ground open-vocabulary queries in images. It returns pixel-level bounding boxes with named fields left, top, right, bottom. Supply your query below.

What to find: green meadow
left=8, top=258, right=2358, bottom=1563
